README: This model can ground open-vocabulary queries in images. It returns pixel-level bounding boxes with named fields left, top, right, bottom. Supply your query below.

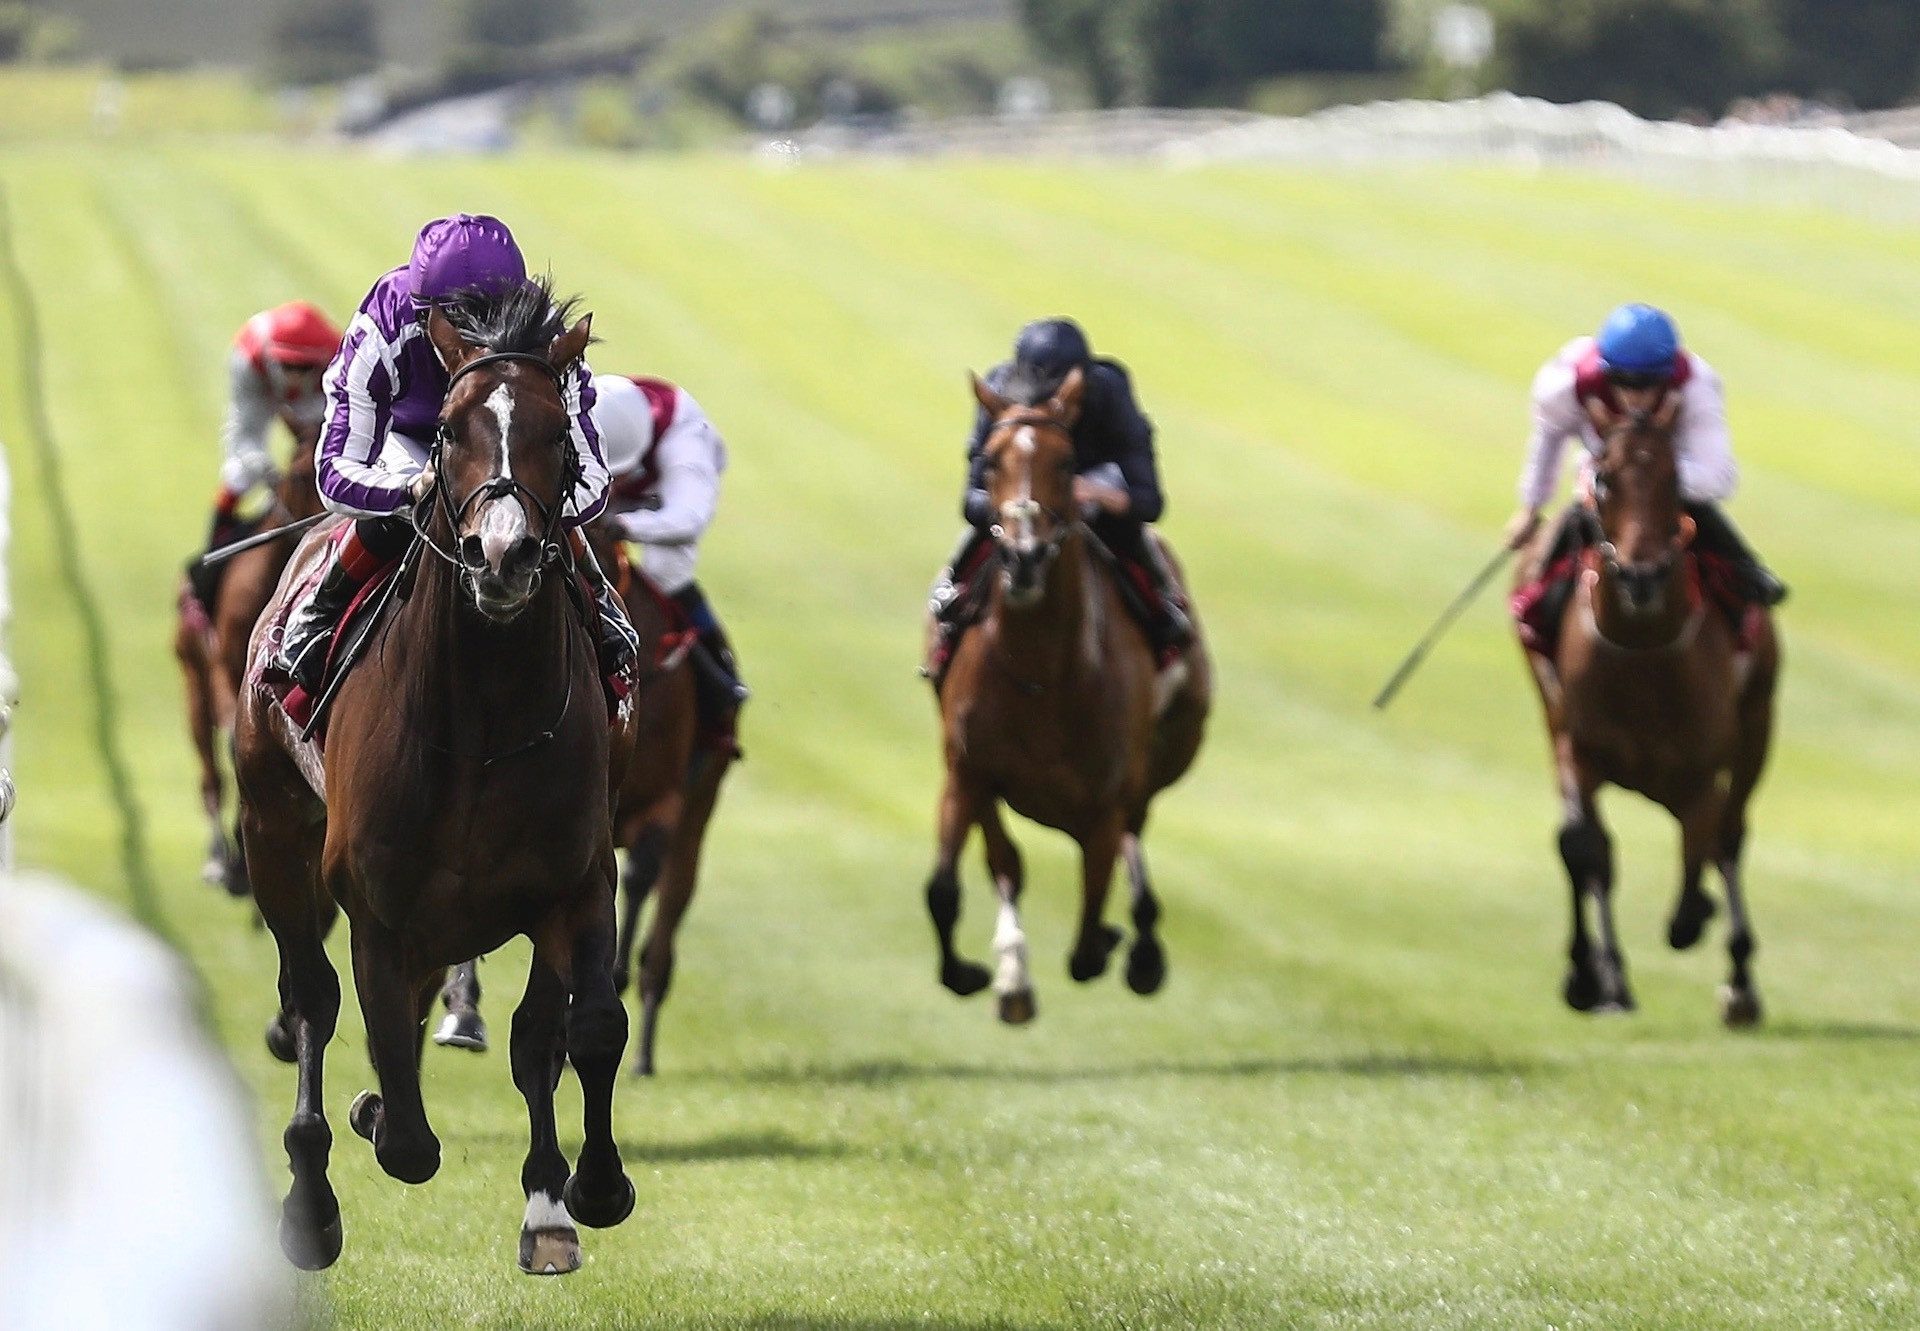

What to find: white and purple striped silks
left=316, top=265, right=607, bottom=524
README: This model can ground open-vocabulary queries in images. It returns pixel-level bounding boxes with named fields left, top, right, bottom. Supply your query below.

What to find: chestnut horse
left=437, top=526, right=737, bottom=1076
left=174, top=428, right=322, bottom=893
left=1516, top=394, right=1780, bottom=1026
left=235, top=284, right=637, bottom=1274
left=926, top=368, right=1211, bottom=1024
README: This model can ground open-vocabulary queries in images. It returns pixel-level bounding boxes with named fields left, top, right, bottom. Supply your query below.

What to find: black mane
left=438, top=275, right=585, bottom=356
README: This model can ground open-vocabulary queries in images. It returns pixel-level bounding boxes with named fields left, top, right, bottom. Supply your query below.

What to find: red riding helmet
left=241, top=301, right=343, bottom=369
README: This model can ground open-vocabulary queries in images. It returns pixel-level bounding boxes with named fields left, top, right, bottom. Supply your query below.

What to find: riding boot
left=671, top=584, right=749, bottom=739
left=1138, top=532, right=1195, bottom=657
left=188, top=490, right=246, bottom=610
left=922, top=527, right=993, bottom=682
left=572, top=533, right=641, bottom=687
left=1096, top=518, right=1193, bottom=665
left=1686, top=502, right=1787, bottom=606
left=275, top=516, right=407, bottom=693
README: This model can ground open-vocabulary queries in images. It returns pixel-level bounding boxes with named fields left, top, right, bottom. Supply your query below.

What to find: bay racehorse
left=235, top=284, right=638, bottom=1274
left=174, top=427, right=322, bottom=893
left=1517, top=393, right=1780, bottom=1026
left=926, top=368, right=1211, bottom=1024
left=436, top=525, right=737, bottom=1075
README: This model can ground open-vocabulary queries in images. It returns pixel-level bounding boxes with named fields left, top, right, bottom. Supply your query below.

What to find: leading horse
left=925, top=369, right=1211, bottom=1024
left=235, top=282, right=638, bottom=1274
left=1517, top=393, right=1780, bottom=1025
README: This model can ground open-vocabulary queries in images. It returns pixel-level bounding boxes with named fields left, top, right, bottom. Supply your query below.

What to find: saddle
left=267, top=526, right=406, bottom=743
left=1512, top=548, right=1763, bottom=662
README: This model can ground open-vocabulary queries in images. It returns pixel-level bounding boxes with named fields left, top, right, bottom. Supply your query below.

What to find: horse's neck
left=991, top=534, right=1095, bottom=682
left=400, top=557, right=576, bottom=735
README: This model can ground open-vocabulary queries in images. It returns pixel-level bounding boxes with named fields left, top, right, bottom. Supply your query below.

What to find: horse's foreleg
left=926, top=774, right=990, bottom=996
left=979, top=799, right=1033, bottom=1025
left=432, top=959, right=488, bottom=1053
left=347, top=925, right=441, bottom=1185
left=1121, top=830, right=1167, bottom=997
left=1668, top=787, right=1724, bottom=952
left=614, top=822, right=667, bottom=999
left=1716, top=689, right=1774, bottom=1029
left=1068, top=816, right=1126, bottom=983
left=1555, top=744, right=1630, bottom=1012
left=513, top=948, right=578, bottom=1275
left=562, top=862, right=635, bottom=1231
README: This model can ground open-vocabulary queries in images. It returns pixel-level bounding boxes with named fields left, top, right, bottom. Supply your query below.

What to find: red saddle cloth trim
left=272, top=525, right=400, bottom=743
left=1511, top=550, right=1759, bottom=661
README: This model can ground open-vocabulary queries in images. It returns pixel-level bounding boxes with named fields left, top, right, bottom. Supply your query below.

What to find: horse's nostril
left=460, top=534, right=486, bottom=569
left=504, top=535, right=542, bottom=576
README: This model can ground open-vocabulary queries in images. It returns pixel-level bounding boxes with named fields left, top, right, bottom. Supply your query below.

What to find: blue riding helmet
left=1596, top=303, right=1680, bottom=378
left=1012, top=317, right=1091, bottom=391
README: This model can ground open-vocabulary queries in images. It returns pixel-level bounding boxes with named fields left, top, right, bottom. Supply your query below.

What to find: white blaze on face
left=478, top=383, right=527, bottom=572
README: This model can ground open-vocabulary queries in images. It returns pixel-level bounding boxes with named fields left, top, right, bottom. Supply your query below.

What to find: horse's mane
left=437, top=275, right=585, bottom=356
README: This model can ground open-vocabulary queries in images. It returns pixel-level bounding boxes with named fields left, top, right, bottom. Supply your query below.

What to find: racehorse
left=174, top=428, right=322, bottom=893
left=436, top=525, right=738, bottom=1076
left=1516, top=393, right=1780, bottom=1026
left=925, top=368, right=1211, bottom=1024
left=234, top=284, right=638, bottom=1274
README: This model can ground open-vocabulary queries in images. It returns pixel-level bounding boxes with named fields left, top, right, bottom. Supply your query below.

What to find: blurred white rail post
left=0, top=431, right=292, bottom=1325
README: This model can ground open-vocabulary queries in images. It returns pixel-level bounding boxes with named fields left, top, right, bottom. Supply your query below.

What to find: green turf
left=3, top=145, right=1919, bottom=1329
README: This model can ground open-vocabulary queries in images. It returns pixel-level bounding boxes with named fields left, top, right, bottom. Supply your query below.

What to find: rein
left=398, top=350, right=586, bottom=764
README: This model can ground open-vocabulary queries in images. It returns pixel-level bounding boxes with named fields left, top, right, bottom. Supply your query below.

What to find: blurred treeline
left=0, top=0, right=1915, bottom=139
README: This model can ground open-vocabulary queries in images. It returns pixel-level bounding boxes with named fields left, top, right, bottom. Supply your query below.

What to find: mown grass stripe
left=0, top=186, right=169, bottom=946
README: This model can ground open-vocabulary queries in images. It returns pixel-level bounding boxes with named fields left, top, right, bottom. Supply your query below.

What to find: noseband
left=414, top=351, right=576, bottom=578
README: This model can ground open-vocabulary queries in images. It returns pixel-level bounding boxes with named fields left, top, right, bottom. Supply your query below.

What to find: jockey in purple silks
left=273, top=213, right=638, bottom=694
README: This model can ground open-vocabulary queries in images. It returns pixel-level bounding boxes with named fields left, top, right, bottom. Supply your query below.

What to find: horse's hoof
left=1719, top=985, right=1763, bottom=1029
left=518, top=1225, right=582, bottom=1276
left=997, top=988, right=1037, bottom=1025
left=1562, top=967, right=1603, bottom=1012
left=1667, top=896, right=1716, bottom=951
left=1069, top=925, right=1124, bottom=983
left=432, top=1010, right=489, bottom=1052
left=565, top=1171, right=636, bottom=1229
left=1125, top=938, right=1167, bottom=995
left=1591, top=999, right=1636, bottom=1017
left=265, top=1013, right=297, bottom=1064
left=348, top=1090, right=381, bottom=1142
left=279, top=1206, right=342, bottom=1271
left=941, top=958, right=991, bottom=997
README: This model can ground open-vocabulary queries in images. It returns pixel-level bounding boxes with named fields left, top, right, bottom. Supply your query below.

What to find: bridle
left=983, top=410, right=1077, bottom=564
left=412, top=351, right=577, bottom=585
left=1588, top=403, right=1695, bottom=640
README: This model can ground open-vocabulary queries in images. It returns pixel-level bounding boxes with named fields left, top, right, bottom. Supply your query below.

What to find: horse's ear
left=549, top=313, right=592, bottom=375
left=971, top=372, right=1011, bottom=417
left=1583, top=396, right=1616, bottom=437
left=1653, top=390, right=1682, bottom=432
left=1048, top=365, right=1086, bottom=424
left=426, top=305, right=476, bottom=374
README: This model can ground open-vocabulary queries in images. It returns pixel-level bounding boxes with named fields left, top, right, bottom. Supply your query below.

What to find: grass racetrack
left=3, top=145, right=1919, bottom=1328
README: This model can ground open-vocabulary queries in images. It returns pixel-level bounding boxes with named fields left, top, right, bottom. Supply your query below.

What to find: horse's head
left=424, top=280, right=592, bottom=623
left=969, top=367, right=1084, bottom=607
left=1587, top=391, right=1694, bottom=617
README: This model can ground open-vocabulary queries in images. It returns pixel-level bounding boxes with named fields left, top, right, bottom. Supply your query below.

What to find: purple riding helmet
left=407, top=213, right=527, bottom=306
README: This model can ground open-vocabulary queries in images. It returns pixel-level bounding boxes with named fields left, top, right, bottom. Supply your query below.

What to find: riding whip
left=194, top=512, right=328, bottom=567
left=1371, top=545, right=1514, bottom=710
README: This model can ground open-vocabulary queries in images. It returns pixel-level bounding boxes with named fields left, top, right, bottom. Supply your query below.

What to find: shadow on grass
left=682, top=1052, right=1537, bottom=1088
left=1765, top=1018, right=1920, bottom=1043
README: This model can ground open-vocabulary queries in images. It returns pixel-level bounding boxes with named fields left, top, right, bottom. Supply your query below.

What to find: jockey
left=274, top=213, right=637, bottom=695
left=1506, top=303, right=1787, bottom=606
left=926, top=317, right=1193, bottom=679
left=191, top=301, right=341, bottom=606
left=590, top=374, right=749, bottom=742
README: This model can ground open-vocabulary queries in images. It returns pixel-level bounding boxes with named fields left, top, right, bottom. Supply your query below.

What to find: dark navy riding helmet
left=1011, top=318, right=1091, bottom=395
